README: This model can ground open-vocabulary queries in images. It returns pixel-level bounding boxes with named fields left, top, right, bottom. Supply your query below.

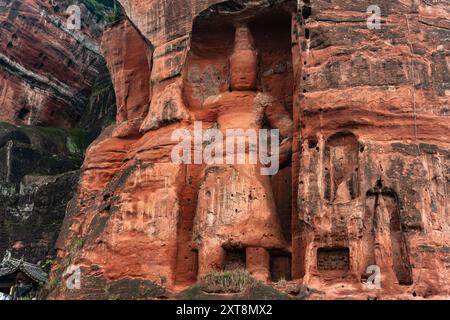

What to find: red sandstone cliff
left=48, top=0, right=450, bottom=300
left=0, top=0, right=106, bottom=127
left=0, top=0, right=119, bottom=274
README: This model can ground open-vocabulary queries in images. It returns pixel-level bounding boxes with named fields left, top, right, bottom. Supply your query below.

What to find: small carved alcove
left=317, top=247, right=350, bottom=272
left=324, top=132, right=360, bottom=203
left=366, top=181, right=413, bottom=286
left=270, top=251, right=292, bottom=281
left=224, top=247, right=246, bottom=271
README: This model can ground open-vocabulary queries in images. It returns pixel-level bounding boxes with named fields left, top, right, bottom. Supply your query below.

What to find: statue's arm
left=194, top=95, right=222, bottom=121
left=265, top=99, right=293, bottom=168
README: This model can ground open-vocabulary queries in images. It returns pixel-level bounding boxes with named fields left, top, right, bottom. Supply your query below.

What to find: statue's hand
left=278, top=137, right=292, bottom=168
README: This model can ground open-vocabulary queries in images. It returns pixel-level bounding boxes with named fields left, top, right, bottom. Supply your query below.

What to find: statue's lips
left=232, top=78, right=254, bottom=89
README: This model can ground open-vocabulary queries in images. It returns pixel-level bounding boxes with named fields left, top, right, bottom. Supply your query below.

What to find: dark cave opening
left=17, top=107, right=30, bottom=120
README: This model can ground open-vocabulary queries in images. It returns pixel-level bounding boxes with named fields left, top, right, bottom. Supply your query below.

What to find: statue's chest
left=215, top=93, right=264, bottom=115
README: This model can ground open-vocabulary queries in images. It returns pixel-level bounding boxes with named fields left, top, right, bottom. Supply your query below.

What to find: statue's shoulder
left=203, top=93, right=224, bottom=106
left=254, top=92, right=276, bottom=107
left=203, top=91, right=243, bottom=105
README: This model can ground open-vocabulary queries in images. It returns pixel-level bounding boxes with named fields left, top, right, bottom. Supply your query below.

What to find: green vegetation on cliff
left=81, top=0, right=123, bottom=23
left=0, top=122, right=88, bottom=172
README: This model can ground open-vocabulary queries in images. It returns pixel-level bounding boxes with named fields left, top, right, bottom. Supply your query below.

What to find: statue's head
left=230, top=24, right=258, bottom=91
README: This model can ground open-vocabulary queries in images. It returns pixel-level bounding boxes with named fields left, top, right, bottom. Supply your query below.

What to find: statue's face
left=230, top=49, right=257, bottom=91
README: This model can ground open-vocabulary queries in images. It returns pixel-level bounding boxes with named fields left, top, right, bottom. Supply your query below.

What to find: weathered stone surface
left=140, top=78, right=190, bottom=132
left=292, top=0, right=450, bottom=299
left=78, top=61, right=117, bottom=143
left=48, top=0, right=449, bottom=300
left=0, top=122, right=87, bottom=265
left=102, top=18, right=151, bottom=137
left=0, top=0, right=107, bottom=127
left=0, top=0, right=117, bottom=280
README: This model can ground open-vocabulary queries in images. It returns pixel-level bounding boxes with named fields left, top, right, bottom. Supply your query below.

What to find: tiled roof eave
left=19, top=266, right=47, bottom=283
left=0, top=256, right=47, bottom=283
left=0, top=265, right=20, bottom=278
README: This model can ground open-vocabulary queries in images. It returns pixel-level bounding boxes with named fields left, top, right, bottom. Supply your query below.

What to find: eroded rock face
left=292, top=0, right=450, bottom=299
left=0, top=122, right=87, bottom=264
left=102, top=19, right=151, bottom=137
left=49, top=0, right=449, bottom=300
left=0, top=0, right=118, bottom=274
left=0, top=0, right=105, bottom=127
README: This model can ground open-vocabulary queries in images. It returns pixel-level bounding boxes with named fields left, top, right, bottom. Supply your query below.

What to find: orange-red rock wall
left=0, top=0, right=105, bottom=127
left=48, top=0, right=449, bottom=299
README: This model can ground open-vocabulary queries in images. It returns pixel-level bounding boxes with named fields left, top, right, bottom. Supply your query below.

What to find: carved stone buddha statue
left=192, top=23, right=293, bottom=280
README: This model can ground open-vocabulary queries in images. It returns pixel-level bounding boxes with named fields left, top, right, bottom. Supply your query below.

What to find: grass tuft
left=199, top=269, right=256, bottom=294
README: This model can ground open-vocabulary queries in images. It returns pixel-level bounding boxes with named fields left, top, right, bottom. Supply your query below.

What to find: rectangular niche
left=317, top=247, right=350, bottom=272
left=270, top=252, right=292, bottom=281
left=224, top=247, right=246, bottom=271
